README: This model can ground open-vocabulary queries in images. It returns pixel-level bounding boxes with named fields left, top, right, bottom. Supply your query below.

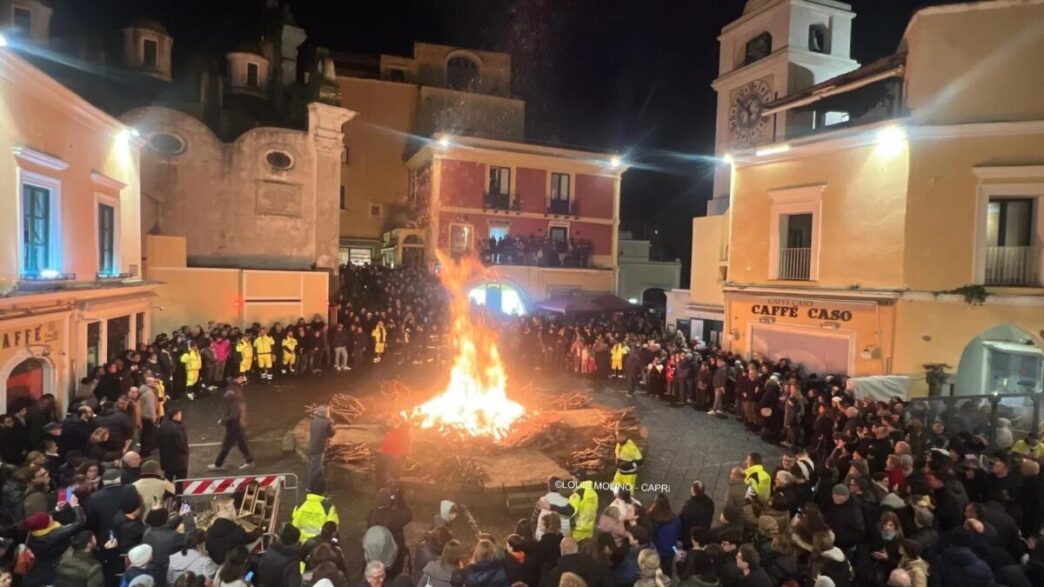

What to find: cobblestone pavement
left=174, top=363, right=780, bottom=538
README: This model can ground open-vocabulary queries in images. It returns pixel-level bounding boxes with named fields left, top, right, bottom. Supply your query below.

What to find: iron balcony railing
left=778, top=247, right=811, bottom=280
left=985, top=245, right=1040, bottom=286
left=483, top=192, right=513, bottom=211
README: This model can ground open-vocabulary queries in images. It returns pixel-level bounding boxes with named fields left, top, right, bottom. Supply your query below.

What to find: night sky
left=66, top=0, right=964, bottom=277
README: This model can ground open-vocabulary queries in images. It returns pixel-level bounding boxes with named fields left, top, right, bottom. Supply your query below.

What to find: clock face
left=729, top=79, right=774, bottom=147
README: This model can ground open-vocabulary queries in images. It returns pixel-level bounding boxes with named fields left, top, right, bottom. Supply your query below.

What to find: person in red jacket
left=376, top=420, right=412, bottom=490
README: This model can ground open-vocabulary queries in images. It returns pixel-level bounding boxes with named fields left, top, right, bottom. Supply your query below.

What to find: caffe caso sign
left=750, top=298, right=855, bottom=322
left=1, top=321, right=60, bottom=352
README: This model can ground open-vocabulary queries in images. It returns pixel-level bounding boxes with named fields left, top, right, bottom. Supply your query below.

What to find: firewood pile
left=566, top=408, right=641, bottom=474
left=429, top=455, right=489, bottom=486
left=500, top=415, right=565, bottom=449
left=305, top=394, right=366, bottom=425
left=551, top=391, right=593, bottom=410
left=324, top=442, right=374, bottom=467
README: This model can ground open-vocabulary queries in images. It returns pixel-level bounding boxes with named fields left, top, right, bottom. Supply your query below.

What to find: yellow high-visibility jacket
left=567, top=480, right=599, bottom=540
left=180, top=350, right=201, bottom=386
left=254, top=335, right=275, bottom=355
left=291, top=493, right=340, bottom=542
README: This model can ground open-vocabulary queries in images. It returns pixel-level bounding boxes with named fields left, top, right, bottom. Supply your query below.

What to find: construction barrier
left=175, top=473, right=300, bottom=543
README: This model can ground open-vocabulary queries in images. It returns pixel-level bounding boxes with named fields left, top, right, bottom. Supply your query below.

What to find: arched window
left=745, top=32, right=772, bottom=65
left=446, top=55, right=480, bottom=91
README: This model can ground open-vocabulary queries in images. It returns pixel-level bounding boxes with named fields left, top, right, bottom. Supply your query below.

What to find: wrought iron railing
left=985, top=245, right=1040, bottom=286
left=778, top=247, right=811, bottom=280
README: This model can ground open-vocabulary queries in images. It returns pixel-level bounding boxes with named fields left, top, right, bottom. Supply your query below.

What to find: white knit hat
left=128, top=544, right=153, bottom=567
left=814, top=576, right=836, bottom=587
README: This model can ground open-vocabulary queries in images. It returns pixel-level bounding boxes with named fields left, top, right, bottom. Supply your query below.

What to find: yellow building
left=693, top=0, right=1044, bottom=396
left=334, top=43, right=525, bottom=264
left=0, top=49, right=156, bottom=412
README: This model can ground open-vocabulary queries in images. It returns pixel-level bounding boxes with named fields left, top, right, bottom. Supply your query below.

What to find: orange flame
left=408, top=254, right=525, bottom=440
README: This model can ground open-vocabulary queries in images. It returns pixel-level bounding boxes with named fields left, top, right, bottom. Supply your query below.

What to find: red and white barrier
left=178, top=474, right=286, bottom=496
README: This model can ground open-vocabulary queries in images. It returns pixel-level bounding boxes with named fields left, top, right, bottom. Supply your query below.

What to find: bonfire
left=406, top=254, right=526, bottom=441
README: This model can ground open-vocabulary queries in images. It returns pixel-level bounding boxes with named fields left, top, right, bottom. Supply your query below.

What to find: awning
left=982, top=340, right=1044, bottom=357
left=533, top=293, right=640, bottom=315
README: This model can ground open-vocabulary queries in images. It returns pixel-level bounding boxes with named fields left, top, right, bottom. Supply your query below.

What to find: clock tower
left=707, top=0, right=858, bottom=215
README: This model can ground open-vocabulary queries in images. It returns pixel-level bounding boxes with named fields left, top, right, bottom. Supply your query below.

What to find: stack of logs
left=325, top=442, right=374, bottom=467
left=550, top=391, right=593, bottom=410
left=500, top=415, right=565, bottom=450
left=567, top=408, right=641, bottom=474
left=305, top=394, right=366, bottom=425
left=430, top=455, right=490, bottom=486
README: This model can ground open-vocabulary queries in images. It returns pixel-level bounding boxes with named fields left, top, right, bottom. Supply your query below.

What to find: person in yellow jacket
left=281, top=330, right=298, bottom=375
left=236, top=333, right=254, bottom=377
left=540, top=474, right=599, bottom=541
left=610, top=341, right=628, bottom=379
left=180, top=342, right=202, bottom=400
left=253, top=327, right=276, bottom=382
left=291, top=478, right=340, bottom=542
left=743, top=452, right=771, bottom=505
left=612, top=431, right=643, bottom=492
left=371, top=320, right=387, bottom=364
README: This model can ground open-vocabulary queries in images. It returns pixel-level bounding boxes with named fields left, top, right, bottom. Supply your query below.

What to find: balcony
left=547, top=199, right=578, bottom=216
left=483, top=192, right=518, bottom=212
left=985, top=245, right=1040, bottom=286
left=778, top=247, right=811, bottom=280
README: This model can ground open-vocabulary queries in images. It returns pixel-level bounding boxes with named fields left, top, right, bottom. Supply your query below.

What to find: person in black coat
left=59, top=406, right=94, bottom=458
left=205, top=497, right=263, bottom=565
left=24, top=507, right=86, bottom=587
left=824, top=484, right=866, bottom=551
left=259, top=524, right=303, bottom=587
left=679, top=480, right=715, bottom=541
left=542, top=538, right=611, bottom=587
left=158, top=410, right=189, bottom=482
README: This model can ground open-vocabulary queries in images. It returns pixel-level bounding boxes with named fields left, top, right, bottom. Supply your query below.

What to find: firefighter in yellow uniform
left=541, top=475, right=599, bottom=541
left=254, top=327, right=276, bottom=382
left=371, top=320, right=387, bottom=363
left=281, top=330, right=298, bottom=374
left=612, top=431, right=643, bottom=492
left=610, top=341, right=627, bottom=379
left=180, top=342, right=202, bottom=400
left=291, top=480, right=340, bottom=542
left=236, top=333, right=254, bottom=377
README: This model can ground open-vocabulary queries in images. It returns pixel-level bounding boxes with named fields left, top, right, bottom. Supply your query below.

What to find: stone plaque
left=255, top=180, right=302, bottom=217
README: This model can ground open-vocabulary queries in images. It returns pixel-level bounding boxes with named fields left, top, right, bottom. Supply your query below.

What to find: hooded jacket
left=811, top=547, right=852, bottom=587
left=166, top=548, right=219, bottom=585
left=54, top=549, right=104, bottom=587
left=362, top=525, right=398, bottom=570
left=258, top=541, right=302, bottom=587
left=466, top=559, right=509, bottom=587
left=931, top=546, right=995, bottom=587
left=206, top=517, right=261, bottom=565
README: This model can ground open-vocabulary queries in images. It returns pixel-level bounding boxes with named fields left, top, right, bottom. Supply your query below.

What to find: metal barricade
left=176, top=473, right=300, bottom=538
left=906, top=390, right=1042, bottom=447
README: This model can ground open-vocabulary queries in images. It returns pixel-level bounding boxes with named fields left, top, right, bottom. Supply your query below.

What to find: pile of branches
left=551, top=391, right=593, bottom=410
left=305, top=394, right=366, bottom=425
left=325, top=442, right=374, bottom=467
left=566, top=408, right=641, bottom=474
left=500, top=415, right=565, bottom=450
left=429, top=455, right=489, bottom=486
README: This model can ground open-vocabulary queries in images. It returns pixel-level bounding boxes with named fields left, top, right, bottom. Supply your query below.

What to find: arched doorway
left=955, top=324, right=1043, bottom=396
left=641, top=288, right=667, bottom=313
left=468, top=281, right=528, bottom=316
left=4, top=356, right=50, bottom=411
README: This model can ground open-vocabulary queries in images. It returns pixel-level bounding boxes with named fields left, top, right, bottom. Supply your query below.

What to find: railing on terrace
left=778, top=247, right=811, bottom=280
left=985, top=245, right=1040, bottom=286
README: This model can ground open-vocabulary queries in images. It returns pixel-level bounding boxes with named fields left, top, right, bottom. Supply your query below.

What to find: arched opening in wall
left=5, top=357, right=49, bottom=410
left=468, top=281, right=527, bottom=316
left=446, top=55, right=480, bottom=91
left=953, top=323, right=1043, bottom=441
left=641, top=288, right=667, bottom=314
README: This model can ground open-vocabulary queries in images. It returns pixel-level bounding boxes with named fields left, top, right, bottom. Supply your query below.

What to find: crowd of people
left=477, top=235, right=596, bottom=269
left=1, top=263, right=1040, bottom=587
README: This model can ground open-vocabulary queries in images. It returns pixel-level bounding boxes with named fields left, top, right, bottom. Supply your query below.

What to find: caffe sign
left=750, top=297, right=854, bottom=322
left=1, top=320, right=60, bottom=351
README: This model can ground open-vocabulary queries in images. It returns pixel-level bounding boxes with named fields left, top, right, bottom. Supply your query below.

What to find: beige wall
left=486, top=265, right=616, bottom=307
left=337, top=77, right=417, bottom=241
left=904, top=132, right=1044, bottom=291
left=905, top=2, right=1044, bottom=125
left=407, top=43, right=513, bottom=97
left=893, top=296, right=1044, bottom=395
left=730, top=139, right=910, bottom=289
left=415, top=87, right=525, bottom=141
left=124, top=102, right=351, bottom=271
left=690, top=215, right=728, bottom=308
left=0, top=53, right=142, bottom=287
